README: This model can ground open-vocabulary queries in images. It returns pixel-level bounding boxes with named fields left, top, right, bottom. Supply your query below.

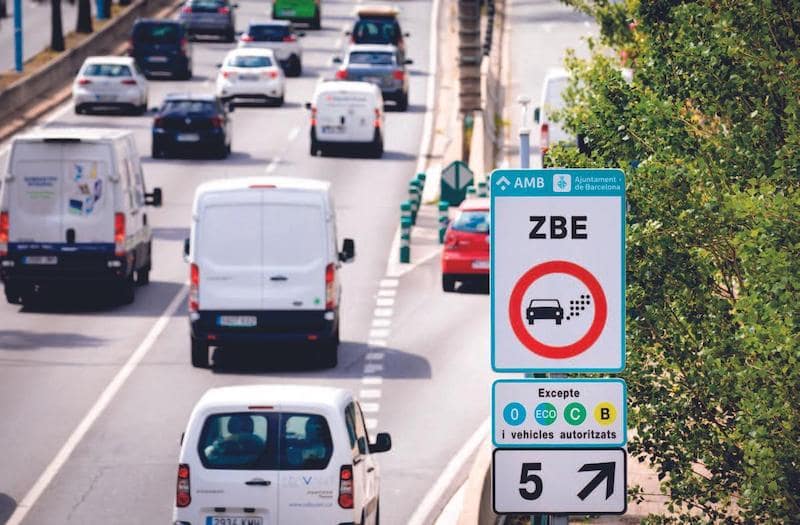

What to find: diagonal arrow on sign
left=577, top=461, right=616, bottom=500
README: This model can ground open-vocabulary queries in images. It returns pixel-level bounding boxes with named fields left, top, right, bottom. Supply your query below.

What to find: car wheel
left=74, top=105, right=83, bottom=115
left=311, top=8, right=321, bottom=29
left=397, top=92, right=409, bottom=112
left=136, top=264, right=150, bottom=286
left=120, top=272, right=136, bottom=305
left=287, top=55, right=301, bottom=77
left=375, top=500, right=380, bottom=525
left=191, top=338, right=209, bottom=368
left=275, top=95, right=285, bottom=107
left=152, top=143, right=163, bottom=159
left=318, top=335, right=338, bottom=369
left=4, top=284, right=21, bottom=305
left=442, top=275, right=456, bottom=292
left=225, top=28, right=235, bottom=42
left=371, top=132, right=383, bottom=158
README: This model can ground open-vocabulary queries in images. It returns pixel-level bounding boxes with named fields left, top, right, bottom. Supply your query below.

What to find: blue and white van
left=0, top=128, right=162, bottom=305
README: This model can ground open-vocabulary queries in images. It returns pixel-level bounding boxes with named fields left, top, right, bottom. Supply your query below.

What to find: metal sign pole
left=13, top=0, right=23, bottom=72
left=517, top=95, right=531, bottom=169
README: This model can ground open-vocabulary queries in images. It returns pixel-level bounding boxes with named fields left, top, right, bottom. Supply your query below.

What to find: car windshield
left=249, top=25, right=289, bottom=41
left=163, top=100, right=216, bottom=113
left=133, top=23, right=180, bottom=43
left=188, top=0, right=225, bottom=12
left=227, top=55, right=273, bottom=68
left=353, top=19, right=399, bottom=44
left=530, top=299, right=560, bottom=307
left=82, top=63, right=132, bottom=77
left=452, top=210, right=489, bottom=233
left=198, top=412, right=333, bottom=470
left=348, top=52, right=395, bottom=66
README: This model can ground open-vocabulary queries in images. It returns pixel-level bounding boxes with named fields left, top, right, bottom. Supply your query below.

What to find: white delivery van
left=0, top=128, right=162, bottom=305
left=534, top=68, right=576, bottom=162
left=173, top=385, right=391, bottom=525
left=185, top=176, right=355, bottom=368
left=307, top=80, right=385, bottom=158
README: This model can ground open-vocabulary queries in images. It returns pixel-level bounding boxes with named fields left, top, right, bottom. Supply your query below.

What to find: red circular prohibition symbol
left=508, top=260, right=607, bottom=359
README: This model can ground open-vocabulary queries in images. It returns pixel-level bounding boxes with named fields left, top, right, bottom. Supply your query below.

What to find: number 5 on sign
left=519, top=463, right=542, bottom=500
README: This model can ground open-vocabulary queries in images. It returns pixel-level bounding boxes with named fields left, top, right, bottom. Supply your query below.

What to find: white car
left=73, top=56, right=149, bottom=115
left=173, top=385, right=391, bottom=525
left=238, top=21, right=304, bottom=77
left=215, top=48, right=285, bottom=106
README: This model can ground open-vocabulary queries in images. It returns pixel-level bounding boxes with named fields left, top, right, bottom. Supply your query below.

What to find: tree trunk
left=76, top=0, right=93, bottom=33
left=51, top=0, right=65, bottom=52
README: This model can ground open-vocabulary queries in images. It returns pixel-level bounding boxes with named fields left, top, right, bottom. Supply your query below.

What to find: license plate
left=147, top=55, right=168, bottom=63
left=217, top=315, right=257, bottom=327
left=321, top=126, right=345, bottom=134
left=280, top=8, right=295, bottom=15
left=239, top=74, right=259, bottom=81
left=206, top=517, right=263, bottom=525
left=23, top=256, right=58, bottom=265
left=472, top=260, right=490, bottom=269
left=363, top=76, right=382, bottom=85
left=177, top=133, right=200, bottom=142
left=95, top=94, right=116, bottom=102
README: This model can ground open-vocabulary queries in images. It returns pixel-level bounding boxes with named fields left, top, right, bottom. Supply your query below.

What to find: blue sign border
left=491, top=378, right=627, bottom=448
left=489, top=168, right=626, bottom=373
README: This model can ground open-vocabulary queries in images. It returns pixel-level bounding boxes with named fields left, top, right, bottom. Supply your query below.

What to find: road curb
left=456, top=438, right=495, bottom=525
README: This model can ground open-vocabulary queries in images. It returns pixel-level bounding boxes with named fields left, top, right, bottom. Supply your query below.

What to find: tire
left=136, top=262, right=150, bottom=286
left=152, top=143, right=164, bottom=159
left=225, top=28, right=235, bottom=42
left=136, top=103, right=147, bottom=116
left=442, top=275, right=456, bottom=292
left=74, top=105, right=83, bottom=115
left=178, top=67, right=192, bottom=81
left=4, top=284, right=21, bottom=305
left=396, top=92, right=409, bottom=112
left=120, top=273, right=135, bottom=305
left=191, top=337, right=209, bottom=368
left=287, top=55, right=302, bottom=77
left=311, top=8, right=321, bottom=29
left=375, top=501, right=380, bottom=525
left=216, top=141, right=230, bottom=159
left=555, top=318, right=562, bottom=325
left=318, top=328, right=339, bottom=368
left=370, top=133, right=383, bottom=158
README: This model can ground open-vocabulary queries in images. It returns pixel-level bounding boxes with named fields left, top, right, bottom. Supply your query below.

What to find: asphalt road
left=0, top=0, right=78, bottom=72
left=0, top=0, right=493, bottom=523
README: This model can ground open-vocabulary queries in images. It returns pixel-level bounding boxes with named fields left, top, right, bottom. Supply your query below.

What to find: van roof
left=355, top=5, right=399, bottom=17
left=13, top=127, right=132, bottom=143
left=316, top=80, right=380, bottom=95
left=544, top=67, right=570, bottom=82
left=196, top=176, right=331, bottom=196
left=196, top=385, right=353, bottom=411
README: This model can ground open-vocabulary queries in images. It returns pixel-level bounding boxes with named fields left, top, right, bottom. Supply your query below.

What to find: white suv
left=173, top=385, right=391, bottom=525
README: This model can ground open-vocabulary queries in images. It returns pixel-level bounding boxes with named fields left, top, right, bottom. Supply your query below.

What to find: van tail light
left=121, top=78, right=137, bottom=85
left=241, top=33, right=254, bottom=42
left=310, top=107, right=317, bottom=126
left=392, top=69, right=405, bottom=81
left=0, top=212, right=9, bottom=257
left=325, top=263, right=336, bottom=310
left=218, top=6, right=229, bottom=14
left=210, top=116, right=224, bottom=128
left=176, top=464, right=191, bottom=507
left=283, top=34, right=297, bottom=42
left=540, top=123, right=550, bottom=154
left=374, top=108, right=381, bottom=128
left=114, top=213, right=125, bottom=256
left=335, top=69, right=348, bottom=80
left=189, top=263, right=199, bottom=312
left=77, top=77, right=91, bottom=85
left=338, top=465, right=353, bottom=508
left=181, top=5, right=192, bottom=13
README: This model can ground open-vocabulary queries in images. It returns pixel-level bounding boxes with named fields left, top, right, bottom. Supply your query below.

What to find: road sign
left=493, top=379, right=626, bottom=448
left=493, top=448, right=627, bottom=515
left=490, top=169, right=625, bottom=372
left=440, top=160, right=474, bottom=206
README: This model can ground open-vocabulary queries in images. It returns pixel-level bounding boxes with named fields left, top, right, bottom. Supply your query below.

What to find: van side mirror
left=404, top=58, right=413, bottom=65
left=533, top=106, right=541, bottom=123
left=343, top=30, right=351, bottom=36
left=339, top=238, right=355, bottom=263
left=183, top=238, right=190, bottom=261
left=145, top=187, right=162, bottom=207
left=216, top=63, right=222, bottom=68
left=332, top=56, right=343, bottom=64
left=404, top=32, right=410, bottom=37
left=297, top=31, right=306, bottom=37
left=227, top=102, right=235, bottom=113
left=370, top=432, right=392, bottom=453
left=305, top=102, right=312, bottom=110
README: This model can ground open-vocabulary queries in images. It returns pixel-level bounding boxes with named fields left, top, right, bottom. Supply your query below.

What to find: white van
left=534, top=68, right=575, bottom=162
left=173, top=385, right=391, bottom=525
left=307, top=80, right=384, bottom=158
left=0, top=128, right=162, bottom=305
left=185, top=176, right=355, bottom=368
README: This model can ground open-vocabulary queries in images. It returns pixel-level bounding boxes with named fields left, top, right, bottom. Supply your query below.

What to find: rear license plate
left=23, top=256, right=58, bottom=265
left=206, top=517, right=263, bottom=525
left=239, top=74, right=260, bottom=81
left=321, top=125, right=345, bottom=134
left=363, top=76, right=382, bottom=85
left=280, top=8, right=295, bottom=15
left=147, top=55, right=168, bottom=63
left=217, top=315, right=257, bottom=327
left=95, top=94, right=117, bottom=102
left=177, top=133, right=200, bottom=142
left=472, top=260, right=490, bottom=270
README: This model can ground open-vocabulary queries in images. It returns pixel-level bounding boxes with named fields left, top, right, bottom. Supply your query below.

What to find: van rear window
left=198, top=412, right=333, bottom=470
left=133, top=23, right=180, bottom=43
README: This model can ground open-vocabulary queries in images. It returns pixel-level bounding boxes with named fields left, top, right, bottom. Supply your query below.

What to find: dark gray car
left=334, top=44, right=412, bottom=111
left=178, top=0, right=238, bottom=42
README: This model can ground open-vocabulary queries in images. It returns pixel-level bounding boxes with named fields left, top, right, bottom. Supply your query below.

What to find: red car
left=441, top=198, right=490, bottom=292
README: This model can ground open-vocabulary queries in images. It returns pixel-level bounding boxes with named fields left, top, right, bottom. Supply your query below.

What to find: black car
left=348, top=7, right=409, bottom=58
left=178, top=0, right=238, bottom=42
left=130, top=19, right=193, bottom=79
left=152, top=94, right=233, bottom=159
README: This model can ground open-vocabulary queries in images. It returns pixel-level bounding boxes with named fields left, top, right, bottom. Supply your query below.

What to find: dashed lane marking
left=287, top=126, right=300, bottom=142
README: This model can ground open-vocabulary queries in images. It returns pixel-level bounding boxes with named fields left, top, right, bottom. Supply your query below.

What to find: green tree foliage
left=549, top=0, right=800, bottom=521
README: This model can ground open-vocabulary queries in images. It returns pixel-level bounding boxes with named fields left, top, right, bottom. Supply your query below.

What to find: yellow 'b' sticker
left=593, top=402, right=617, bottom=426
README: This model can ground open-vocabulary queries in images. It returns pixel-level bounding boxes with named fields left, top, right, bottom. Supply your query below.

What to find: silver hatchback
left=178, top=0, right=238, bottom=42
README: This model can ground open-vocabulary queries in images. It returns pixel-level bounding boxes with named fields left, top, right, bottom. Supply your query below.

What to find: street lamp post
left=13, top=0, right=22, bottom=72
left=517, top=94, right=531, bottom=168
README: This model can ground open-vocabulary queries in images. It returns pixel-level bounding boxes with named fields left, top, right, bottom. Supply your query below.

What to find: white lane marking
left=377, top=289, right=396, bottom=297
left=265, top=157, right=281, bottom=173
left=362, top=376, right=383, bottom=385
left=374, top=308, right=393, bottom=317
left=367, top=340, right=387, bottom=347
left=365, top=352, right=385, bottom=360
left=360, top=402, right=380, bottom=413
left=369, top=328, right=390, bottom=339
left=365, top=418, right=378, bottom=430
left=341, top=23, right=350, bottom=33
left=359, top=389, right=382, bottom=399
left=364, top=363, right=384, bottom=374
left=376, top=297, right=394, bottom=307
left=5, top=286, right=189, bottom=525
left=41, top=100, right=73, bottom=127
left=371, top=318, right=391, bottom=328
left=407, top=418, right=490, bottom=525
left=287, top=126, right=300, bottom=141
left=380, top=278, right=399, bottom=288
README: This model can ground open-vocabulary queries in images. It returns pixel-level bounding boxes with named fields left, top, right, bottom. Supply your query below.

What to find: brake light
left=241, top=33, right=253, bottom=42
left=325, top=263, right=336, bottom=309
left=283, top=34, right=296, bottom=42
left=540, top=123, right=550, bottom=154
left=189, top=263, right=199, bottom=312
left=210, top=116, right=223, bottom=128
left=0, top=211, right=8, bottom=256
left=176, top=464, right=191, bottom=507
left=338, top=465, right=353, bottom=508
left=262, top=69, right=279, bottom=79
left=218, top=6, right=229, bottom=14
left=221, top=70, right=235, bottom=79
left=77, top=78, right=91, bottom=85
left=180, top=37, right=189, bottom=55
left=154, top=116, right=163, bottom=127
left=392, top=69, right=405, bottom=81
left=374, top=108, right=381, bottom=128
left=310, top=107, right=317, bottom=126
left=181, top=5, right=191, bottom=13
left=114, top=213, right=125, bottom=256
left=121, top=78, right=137, bottom=85
left=335, top=69, right=348, bottom=80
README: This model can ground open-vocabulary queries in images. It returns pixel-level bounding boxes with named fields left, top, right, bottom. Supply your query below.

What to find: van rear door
left=59, top=141, right=113, bottom=245
left=316, top=91, right=375, bottom=143
left=260, top=190, right=327, bottom=312
left=196, top=190, right=262, bottom=310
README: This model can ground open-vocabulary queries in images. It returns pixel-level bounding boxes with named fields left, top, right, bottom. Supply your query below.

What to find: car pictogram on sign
left=526, top=299, right=563, bottom=325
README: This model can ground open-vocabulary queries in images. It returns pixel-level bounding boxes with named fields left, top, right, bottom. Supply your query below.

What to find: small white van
left=307, top=80, right=384, bottom=158
left=0, top=128, right=162, bottom=305
left=185, top=176, right=355, bottom=368
left=173, top=385, right=391, bottom=525
left=534, top=68, right=575, bottom=162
